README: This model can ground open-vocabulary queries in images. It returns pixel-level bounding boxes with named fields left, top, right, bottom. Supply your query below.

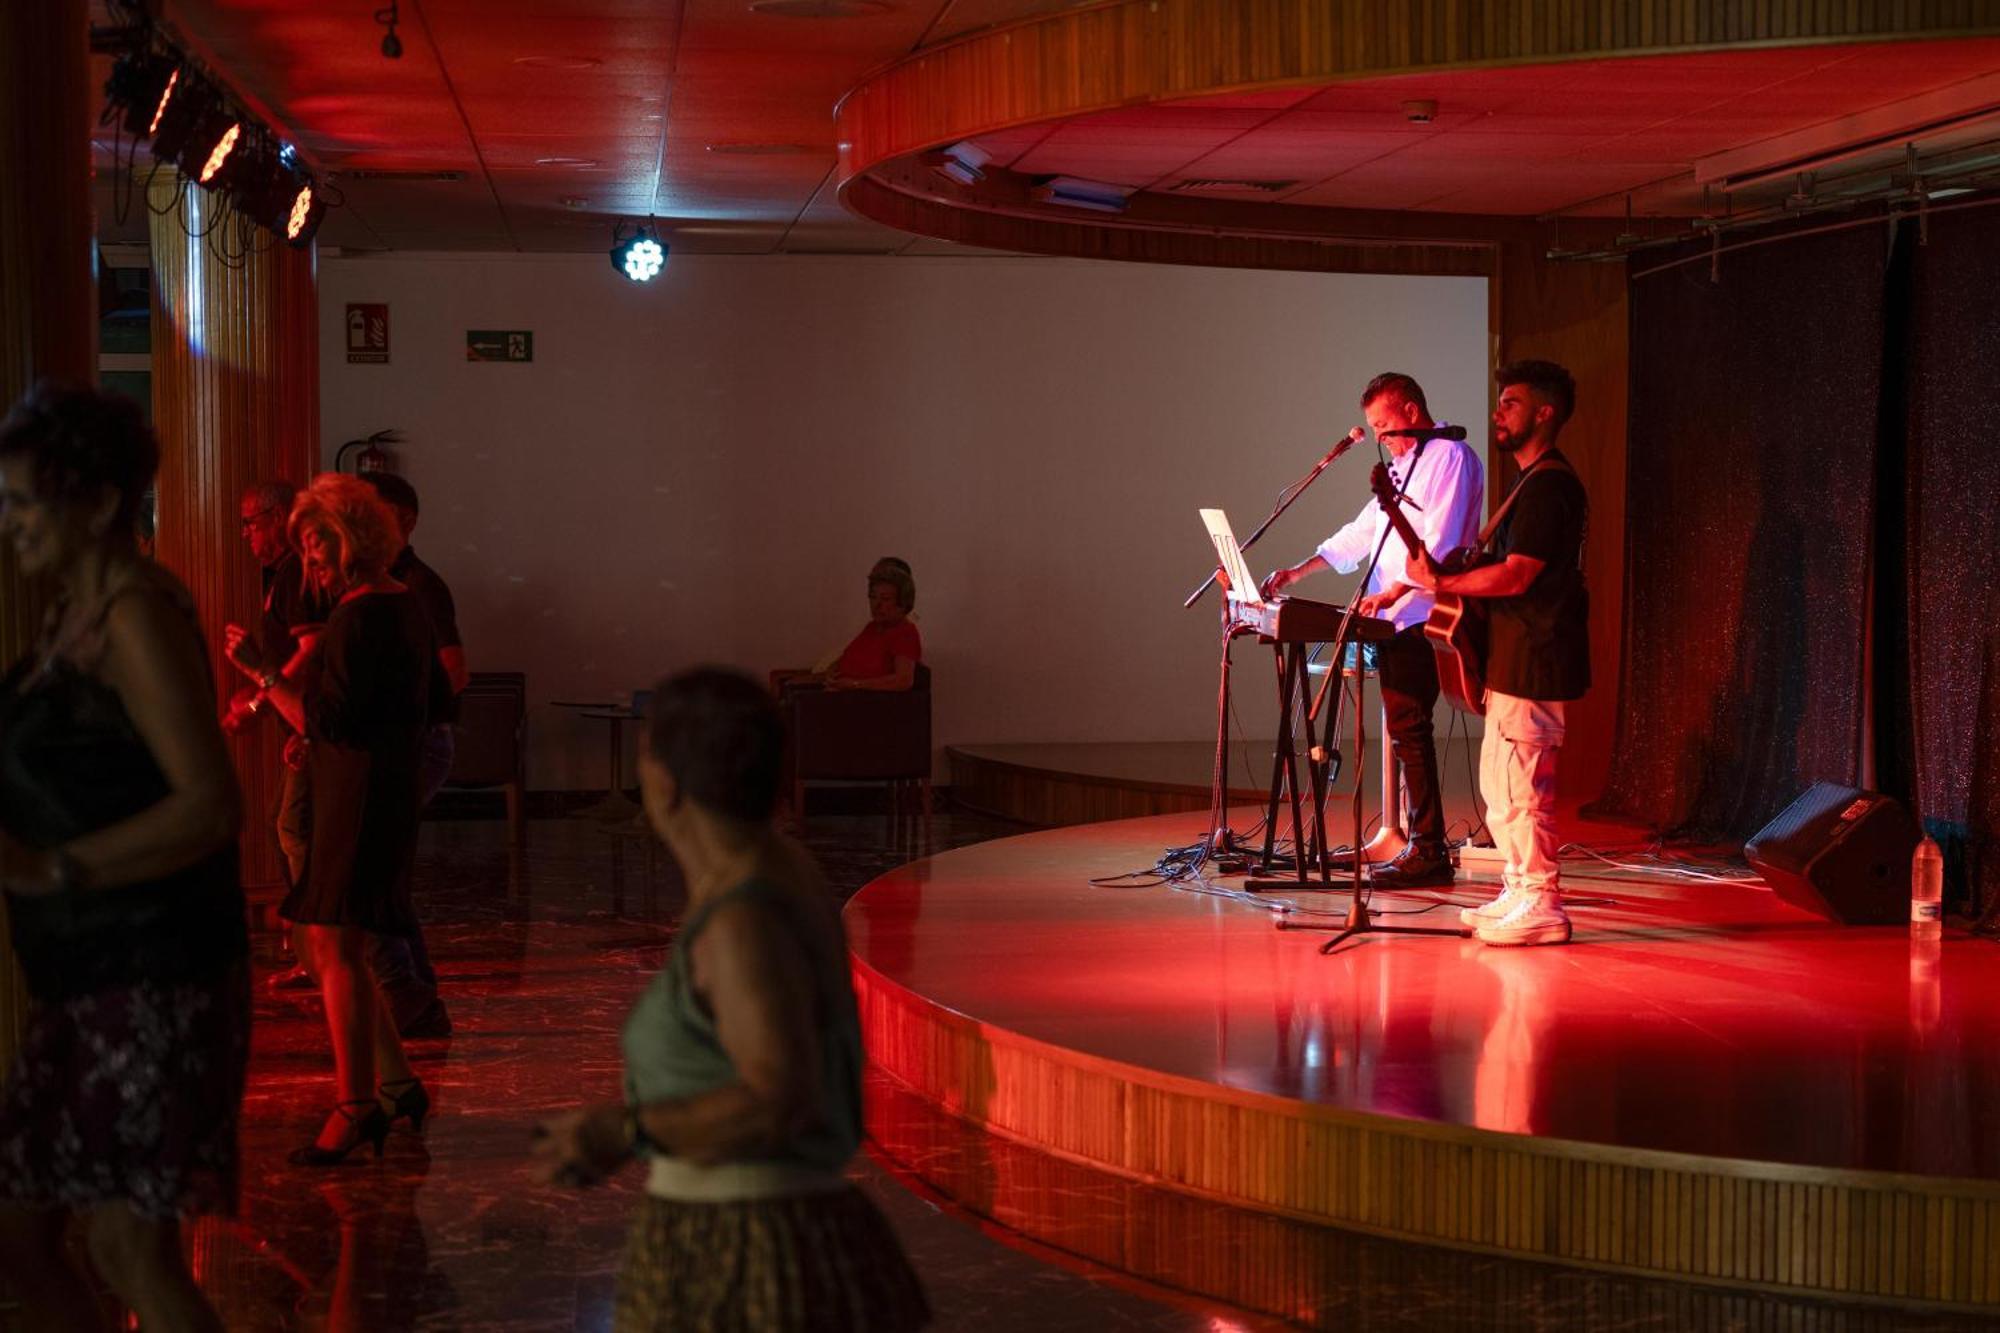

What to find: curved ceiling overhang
left=834, top=0, right=2000, bottom=266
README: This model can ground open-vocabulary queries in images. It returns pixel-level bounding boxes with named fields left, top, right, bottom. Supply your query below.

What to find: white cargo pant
left=1479, top=690, right=1565, bottom=897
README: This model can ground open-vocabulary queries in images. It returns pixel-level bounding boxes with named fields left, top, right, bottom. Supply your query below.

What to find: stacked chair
left=445, top=671, right=528, bottom=844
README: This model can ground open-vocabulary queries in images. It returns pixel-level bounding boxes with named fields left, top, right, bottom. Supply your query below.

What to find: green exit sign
left=466, top=330, right=533, bottom=362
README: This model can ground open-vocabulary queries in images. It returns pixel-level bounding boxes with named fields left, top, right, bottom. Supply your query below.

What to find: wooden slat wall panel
left=148, top=178, right=319, bottom=894
left=0, top=0, right=92, bottom=1080
left=854, top=957, right=2000, bottom=1311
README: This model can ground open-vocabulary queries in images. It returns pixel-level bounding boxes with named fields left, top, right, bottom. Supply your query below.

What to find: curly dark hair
left=1495, top=359, right=1577, bottom=433
left=0, top=382, right=159, bottom=532
left=645, top=668, right=784, bottom=822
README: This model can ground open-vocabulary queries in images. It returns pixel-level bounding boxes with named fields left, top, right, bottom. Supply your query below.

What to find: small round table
left=553, top=700, right=645, bottom=821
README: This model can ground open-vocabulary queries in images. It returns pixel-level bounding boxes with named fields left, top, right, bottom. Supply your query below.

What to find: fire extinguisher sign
left=346, top=304, right=390, bottom=364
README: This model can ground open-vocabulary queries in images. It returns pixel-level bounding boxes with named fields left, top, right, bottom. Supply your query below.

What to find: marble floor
left=116, top=809, right=1992, bottom=1331
left=184, top=811, right=1287, bottom=1332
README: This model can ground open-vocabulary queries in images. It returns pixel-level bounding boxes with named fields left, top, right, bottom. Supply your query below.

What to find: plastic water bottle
left=1910, top=836, right=1943, bottom=939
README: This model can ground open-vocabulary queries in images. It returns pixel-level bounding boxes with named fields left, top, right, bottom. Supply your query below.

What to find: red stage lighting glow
left=199, top=122, right=240, bottom=183
left=286, top=183, right=314, bottom=240
left=147, top=68, right=180, bottom=136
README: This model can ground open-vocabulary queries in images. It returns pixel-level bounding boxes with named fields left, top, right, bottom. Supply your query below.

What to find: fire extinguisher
left=335, top=428, right=403, bottom=474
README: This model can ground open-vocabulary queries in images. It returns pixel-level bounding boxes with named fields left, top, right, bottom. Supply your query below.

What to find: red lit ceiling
left=972, top=43, right=2000, bottom=218
left=95, top=4, right=2000, bottom=254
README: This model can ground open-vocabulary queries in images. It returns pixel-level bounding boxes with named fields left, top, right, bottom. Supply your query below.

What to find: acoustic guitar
left=1368, top=462, right=1488, bottom=715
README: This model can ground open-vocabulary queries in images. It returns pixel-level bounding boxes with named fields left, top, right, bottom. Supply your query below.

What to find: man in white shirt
left=1261, top=372, right=1485, bottom=887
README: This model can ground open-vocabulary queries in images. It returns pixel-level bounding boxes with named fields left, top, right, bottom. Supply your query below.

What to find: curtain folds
left=1595, top=201, right=2000, bottom=915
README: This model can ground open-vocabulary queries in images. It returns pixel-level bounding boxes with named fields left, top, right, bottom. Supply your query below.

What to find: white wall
left=318, top=253, right=1488, bottom=789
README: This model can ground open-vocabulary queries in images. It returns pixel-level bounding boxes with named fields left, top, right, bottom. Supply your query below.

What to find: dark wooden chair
left=786, top=664, right=932, bottom=845
left=445, top=670, right=527, bottom=844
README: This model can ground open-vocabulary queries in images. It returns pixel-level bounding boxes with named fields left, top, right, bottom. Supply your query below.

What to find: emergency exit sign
left=467, top=329, right=533, bottom=362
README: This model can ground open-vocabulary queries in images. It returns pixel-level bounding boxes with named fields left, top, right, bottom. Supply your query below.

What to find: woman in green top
left=532, top=668, right=929, bottom=1332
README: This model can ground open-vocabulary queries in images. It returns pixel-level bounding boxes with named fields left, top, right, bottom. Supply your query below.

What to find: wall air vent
left=1169, top=179, right=1298, bottom=194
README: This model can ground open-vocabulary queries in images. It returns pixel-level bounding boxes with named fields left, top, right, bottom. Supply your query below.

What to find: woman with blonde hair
left=252, top=473, right=449, bottom=1164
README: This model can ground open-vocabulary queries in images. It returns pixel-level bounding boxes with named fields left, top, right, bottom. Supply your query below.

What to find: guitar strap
left=1474, top=452, right=1575, bottom=555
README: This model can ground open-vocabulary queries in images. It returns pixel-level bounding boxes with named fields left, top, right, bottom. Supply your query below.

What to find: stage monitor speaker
left=1744, top=782, right=1919, bottom=925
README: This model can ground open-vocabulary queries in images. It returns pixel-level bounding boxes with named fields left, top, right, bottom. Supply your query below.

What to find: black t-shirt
left=260, top=552, right=336, bottom=672
left=1483, top=452, right=1590, bottom=701
left=392, top=545, right=463, bottom=723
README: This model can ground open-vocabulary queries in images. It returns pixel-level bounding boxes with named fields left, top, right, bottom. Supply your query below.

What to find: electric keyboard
left=1230, top=596, right=1397, bottom=644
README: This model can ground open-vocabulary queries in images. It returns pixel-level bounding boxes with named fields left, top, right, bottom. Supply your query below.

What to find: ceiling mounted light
left=284, top=177, right=327, bottom=246
left=1028, top=175, right=1132, bottom=213
left=146, top=69, right=213, bottom=167
left=376, top=2, right=403, bottom=58
left=928, top=140, right=989, bottom=187
left=536, top=156, right=602, bottom=168
left=197, top=120, right=242, bottom=184
left=610, top=220, right=667, bottom=282
left=104, top=49, right=182, bottom=138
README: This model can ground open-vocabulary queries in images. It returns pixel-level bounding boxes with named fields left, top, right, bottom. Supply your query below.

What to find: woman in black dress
left=255, top=473, right=445, bottom=1164
left=0, top=385, right=248, bottom=1331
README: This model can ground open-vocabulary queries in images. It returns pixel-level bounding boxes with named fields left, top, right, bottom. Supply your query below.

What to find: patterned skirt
left=615, top=1186, right=931, bottom=1333
left=0, top=965, right=250, bottom=1219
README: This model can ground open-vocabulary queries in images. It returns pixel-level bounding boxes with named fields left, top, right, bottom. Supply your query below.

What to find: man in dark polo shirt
left=1405, top=360, right=1589, bottom=947
left=363, top=471, right=467, bottom=1038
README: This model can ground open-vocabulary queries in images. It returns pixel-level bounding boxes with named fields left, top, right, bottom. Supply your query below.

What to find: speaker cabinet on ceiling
left=1744, top=781, right=1920, bottom=925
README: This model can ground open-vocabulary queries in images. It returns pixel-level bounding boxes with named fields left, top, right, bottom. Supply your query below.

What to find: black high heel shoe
left=379, top=1077, right=430, bottom=1132
left=288, top=1099, right=391, bottom=1166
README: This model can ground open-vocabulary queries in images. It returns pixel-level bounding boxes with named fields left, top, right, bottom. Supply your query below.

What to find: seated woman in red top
left=828, top=568, right=921, bottom=691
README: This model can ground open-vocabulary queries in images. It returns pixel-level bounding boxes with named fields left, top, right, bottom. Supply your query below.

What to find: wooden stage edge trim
left=947, top=745, right=1256, bottom=826
left=852, top=953, right=2000, bottom=1311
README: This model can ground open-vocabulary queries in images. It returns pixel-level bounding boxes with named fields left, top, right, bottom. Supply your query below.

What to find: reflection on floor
left=148, top=811, right=1991, bottom=1331
left=193, top=813, right=1275, bottom=1332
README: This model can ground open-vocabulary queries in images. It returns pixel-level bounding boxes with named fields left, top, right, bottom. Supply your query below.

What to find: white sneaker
left=1475, top=890, right=1571, bottom=947
left=1458, top=886, right=1520, bottom=928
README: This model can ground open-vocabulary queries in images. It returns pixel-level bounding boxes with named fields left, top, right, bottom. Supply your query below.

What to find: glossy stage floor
left=847, top=803, right=2000, bottom=1325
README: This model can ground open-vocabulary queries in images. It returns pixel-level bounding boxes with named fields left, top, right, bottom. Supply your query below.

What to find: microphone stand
left=1284, top=435, right=1469, bottom=950
left=1184, top=436, right=1358, bottom=857
left=1183, top=437, right=1357, bottom=609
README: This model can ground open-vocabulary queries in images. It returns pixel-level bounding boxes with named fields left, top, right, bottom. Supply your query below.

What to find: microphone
left=1319, top=426, right=1366, bottom=464
left=1378, top=424, right=1467, bottom=441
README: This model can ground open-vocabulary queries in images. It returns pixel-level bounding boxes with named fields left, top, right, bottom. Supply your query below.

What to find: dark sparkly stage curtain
left=1901, top=204, right=2000, bottom=917
left=1591, top=224, right=1887, bottom=838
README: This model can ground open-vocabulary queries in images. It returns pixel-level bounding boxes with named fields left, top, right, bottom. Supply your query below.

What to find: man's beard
left=1493, top=428, right=1526, bottom=454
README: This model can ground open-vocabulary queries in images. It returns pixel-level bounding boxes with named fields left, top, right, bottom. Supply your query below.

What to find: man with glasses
left=224, top=479, right=333, bottom=990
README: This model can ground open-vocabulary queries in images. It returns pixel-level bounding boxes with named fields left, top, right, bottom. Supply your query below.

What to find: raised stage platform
left=846, top=807, right=2000, bottom=1320
left=949, top=735, right=1484, bottom=828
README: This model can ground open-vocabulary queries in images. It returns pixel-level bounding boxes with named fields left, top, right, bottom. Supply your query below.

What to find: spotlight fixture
left=282, top=176, right=328, bottom=246
left=147, top=66, right=182, bottom=135
left=103, top=49, right=181, bottom=138
left=220, top=131, right=282, bottom=214
left=197, top=119, right=243, bottom=184
left=1027, top=175, right=1132, bottom=213
left=376, top=2, right=403, bottom=58
left=610, top=220, right=667, bottom=282
left=145, top=68, right=213, bottom=166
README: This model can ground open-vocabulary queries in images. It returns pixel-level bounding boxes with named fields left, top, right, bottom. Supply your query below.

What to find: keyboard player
left=1258, top=372, right=1484, bottom=888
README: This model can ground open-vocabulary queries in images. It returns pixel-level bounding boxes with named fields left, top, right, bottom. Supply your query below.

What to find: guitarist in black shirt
left=1405, top=361, right=1589, bottom=947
